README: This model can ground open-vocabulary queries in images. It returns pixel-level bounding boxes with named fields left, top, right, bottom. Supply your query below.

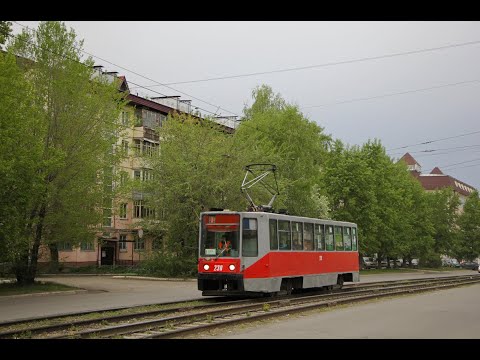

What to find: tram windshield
left=200, top=214, right=240, bottom=257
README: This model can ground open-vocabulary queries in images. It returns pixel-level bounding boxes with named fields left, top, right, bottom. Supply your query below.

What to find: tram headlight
left=229, top=264, right=235, bottom=271
left=203, top=264, right=210, bottom=271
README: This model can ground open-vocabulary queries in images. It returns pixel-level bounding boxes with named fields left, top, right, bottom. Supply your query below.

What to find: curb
left=112, top=275, right=196, bottom=282
left=0, top=289, right=88, bottom=299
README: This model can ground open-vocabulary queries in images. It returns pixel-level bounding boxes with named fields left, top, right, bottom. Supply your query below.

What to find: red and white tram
left=197, top=210, right=360, bottom=297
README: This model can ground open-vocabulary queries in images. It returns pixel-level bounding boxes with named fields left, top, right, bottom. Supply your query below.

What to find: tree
left=235, top=85, right=331, bottom=218
left=425, top=188, right=460, bottom=257
left=0, top=21, right=12, bottom=46
left=4, top=21, right=125, bottom=283
left=142, top=113, right=244, bottom=271
left=457, top=191, right=480, bottom=261
left=0, top=51, right=40, bottom=272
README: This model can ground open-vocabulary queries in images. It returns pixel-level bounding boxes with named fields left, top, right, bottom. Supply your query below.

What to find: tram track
left=1, top=274, right=478, bottom=339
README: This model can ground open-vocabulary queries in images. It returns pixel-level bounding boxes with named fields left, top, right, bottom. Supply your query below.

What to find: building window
left=80, top=241, right=94, bottom=251
left=134, top=237, right=145, bottom=251
left=133, top=139, right=141, bottom=154
left=134, top=200, right=142, bottom=218
left=121, top=140, right=129, bottom=154
left=143, top=142, right=154, bottom=157
left=134, top=170, right=141, bottom=181
left=120, top=171, right=128, bottom=185
left=119, top=234, right=127, bottom=252
left=119, top=203, right=127, bottom=219
left=133, top=200, right=155, bottom=219
left=58, top=241, right=72, bottom=251
left=121, top=111, right=129, bottom=126
left=103, top=207, right=112, bottom=227
left=143, top=169, right=154, bottom=182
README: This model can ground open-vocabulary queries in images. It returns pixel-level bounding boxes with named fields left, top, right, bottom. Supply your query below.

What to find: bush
left=139, top=251, right=197, bottom=278
left=421, top=252, right=442, bottom=268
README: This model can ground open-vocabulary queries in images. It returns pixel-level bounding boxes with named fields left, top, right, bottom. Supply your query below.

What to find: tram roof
left=200, top=210, right=357, bottom=226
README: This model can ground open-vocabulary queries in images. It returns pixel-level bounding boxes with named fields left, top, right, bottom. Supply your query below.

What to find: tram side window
left=343, top=227, right=352, bottom=251
left=352, top=227, right=358, bottom=251
left=303, top=223, right=314, bottom=250
left=334, top=226, right=344, bottom=251
left=326, top=225, right=334, bottom=251
left=278, top=220, right=291, bottom=250
left=292, top=222, right=303, bottom=250
left=242, top=218, right=258, bottom=257
left=269, top=219, right=278, bottom=250
left=315, top=224, right=325, bottom=251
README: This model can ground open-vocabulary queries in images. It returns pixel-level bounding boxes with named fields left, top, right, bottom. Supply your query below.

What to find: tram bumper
left=198, top=273, right=244, bottom=295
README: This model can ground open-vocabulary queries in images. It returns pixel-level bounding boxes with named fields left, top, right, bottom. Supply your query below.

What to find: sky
left=9, top=21, right=480, bottom=190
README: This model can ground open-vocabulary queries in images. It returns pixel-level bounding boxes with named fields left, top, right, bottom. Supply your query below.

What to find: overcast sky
left=10, top=21, right=480, bottom=190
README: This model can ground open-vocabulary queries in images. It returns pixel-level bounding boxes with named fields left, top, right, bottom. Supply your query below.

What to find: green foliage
left=1, top=21, right=126, bottom=283
left=142, top=112, right=245, bottom=259
left=139, top=251, right=197, bottom=278
left=320, top=139, right=435, bottom=261
left=456, top=191, right=480, bottom=261
left=425, top=188, right=460, bottom=256
left=0, top=21, right=12, bottom=45
left=235, top=85, right=331, bottom=218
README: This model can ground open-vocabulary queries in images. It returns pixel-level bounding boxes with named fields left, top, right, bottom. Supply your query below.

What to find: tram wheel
left=337, top=275, right=344, bottom=289
left=280, top=279, right=293, bottom=295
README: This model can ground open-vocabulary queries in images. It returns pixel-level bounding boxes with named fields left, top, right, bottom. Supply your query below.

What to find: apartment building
left=38, top=69, right=235, bottom=268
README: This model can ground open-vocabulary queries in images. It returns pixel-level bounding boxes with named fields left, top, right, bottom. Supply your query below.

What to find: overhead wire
left=11, top=21, right=240, bottom=119
left=128, top=39, right=480, bottom=87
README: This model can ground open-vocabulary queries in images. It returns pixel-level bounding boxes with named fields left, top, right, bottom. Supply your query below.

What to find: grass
left=360, top=266, right=465, bottom=275
left=0, top=280, right=79, bottom=296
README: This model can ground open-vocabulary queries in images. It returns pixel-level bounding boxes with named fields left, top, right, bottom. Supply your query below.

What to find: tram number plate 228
left=214, top=265, right=223, bottom=271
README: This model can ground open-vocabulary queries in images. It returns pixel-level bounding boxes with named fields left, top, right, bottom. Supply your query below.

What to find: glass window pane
left=303, top=223, right=314, bottom=250
left=334, top=226, right=344, bottom=251
left=315, top=224, right=325, bottom=250
left=242, top=218, right=258, bottom=257
left=269, top=219, right=278, bottom=250
left=326, top=225, right=334, bottom=251
left=343, top=227, right=352, bottom=251
left=278, top=220, right=291, bottom=250
left=352, top=227, right=358, bottom=251
left=292, top=222, right=303, bottom=250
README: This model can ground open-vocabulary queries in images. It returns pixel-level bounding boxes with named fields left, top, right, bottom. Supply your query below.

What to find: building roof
left=400, top=153, right=476, bottom=197
left=417, top=174, right=475, bottom=197
left=399, top=152, right=421, bottom=166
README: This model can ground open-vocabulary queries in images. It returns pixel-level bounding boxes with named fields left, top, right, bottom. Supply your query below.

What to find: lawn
left=0, top=281, right=79, bottom=296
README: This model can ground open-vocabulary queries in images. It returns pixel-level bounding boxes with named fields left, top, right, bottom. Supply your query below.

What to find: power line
left=437, top=157, right=480, bottom=170
left=386, top=130, right=480, bottom=152
left=129, top=39, right=480, bottom=87
left=389, top=145, right=480, bottom=157
left=440, top=163, right=480, bottom=172
left=6, top=27, right=235, bottom=122
left=12, top=21, right=240, bottom=118
left=302, top=79, right=480, bottom=109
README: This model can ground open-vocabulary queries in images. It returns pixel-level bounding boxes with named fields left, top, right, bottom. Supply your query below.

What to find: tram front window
left=200, top=214, right=240, bottom=257
left=202, top=231, right=239, bottom=257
